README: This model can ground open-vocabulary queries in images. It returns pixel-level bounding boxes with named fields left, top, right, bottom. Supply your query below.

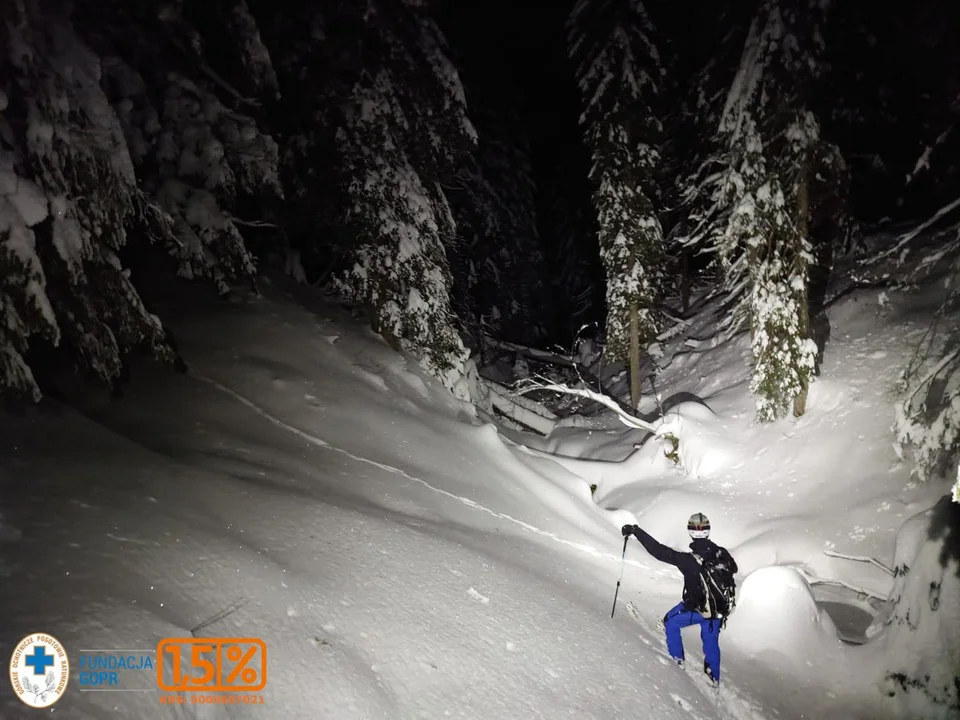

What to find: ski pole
left=610, top=535, right=629, bottom=618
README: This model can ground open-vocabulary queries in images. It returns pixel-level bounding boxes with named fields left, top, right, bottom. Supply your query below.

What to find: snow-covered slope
left=0, top=274, right=954, bottom=719
left=0, top=280, right=733, bottom=720
left=524, top=278, right=956, bottom=718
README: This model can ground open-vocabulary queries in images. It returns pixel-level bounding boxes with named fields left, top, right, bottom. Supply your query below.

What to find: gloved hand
left=621, top=524, right=638, bottom=537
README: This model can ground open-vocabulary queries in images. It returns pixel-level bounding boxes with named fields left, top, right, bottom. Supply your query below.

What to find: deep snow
left=0, top=273, right=954, bottom=719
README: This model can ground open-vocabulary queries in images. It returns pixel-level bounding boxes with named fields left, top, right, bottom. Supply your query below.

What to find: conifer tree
left=705, top=0, right=836, bottom=421
left=76, top=0, right=284, bottom=295
left=568, top=0, right=666, bottom=408
left=0, top=0, right=173, bottom=399
left=327, top=1, right=478, bottom=394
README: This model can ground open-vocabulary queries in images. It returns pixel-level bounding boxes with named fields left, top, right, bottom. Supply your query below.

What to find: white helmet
left=688, top=512, right=710, bottom=539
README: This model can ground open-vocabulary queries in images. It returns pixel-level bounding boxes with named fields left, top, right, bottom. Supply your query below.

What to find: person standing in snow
left=621, top=513, right=738, bottom=687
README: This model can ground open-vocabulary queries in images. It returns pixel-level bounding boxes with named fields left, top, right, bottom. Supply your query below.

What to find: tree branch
left=794, top=566, right=887, bottom=602
left=483, top=336, right=576, bottom=367
left=823, top=549, right=895, bottom=576
left=516, top=378, right=665, bottom=434
left=861, top=195, right=960, bottom=267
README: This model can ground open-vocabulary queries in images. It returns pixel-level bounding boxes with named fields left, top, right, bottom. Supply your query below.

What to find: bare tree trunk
left=681, top=247, right=691, bottom=314
left=794, top=164, right=811, bottom=418
left=629, top=301, right=641, bottom=409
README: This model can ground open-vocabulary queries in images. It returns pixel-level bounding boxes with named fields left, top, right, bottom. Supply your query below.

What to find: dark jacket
left=631, top=527, right=738, bottom=613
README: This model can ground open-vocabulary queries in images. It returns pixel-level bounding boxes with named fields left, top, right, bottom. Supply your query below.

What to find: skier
left=621, top=513, right=738, bottom=687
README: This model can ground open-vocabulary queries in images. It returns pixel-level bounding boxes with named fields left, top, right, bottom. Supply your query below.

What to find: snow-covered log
left=483, top=337, right=576, bottom=368
left=484, top=380, right=558, bottom=436
left=516, top=379, right=670, bottom=436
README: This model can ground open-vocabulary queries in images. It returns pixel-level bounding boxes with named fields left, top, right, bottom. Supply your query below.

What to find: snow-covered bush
left=895, top=342, right=960, bottom=485
left=869, top=496, right=960, bottom=719
left=893, top=231, right=960, bottom=484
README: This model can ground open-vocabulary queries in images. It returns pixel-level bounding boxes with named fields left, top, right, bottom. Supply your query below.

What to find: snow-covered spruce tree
left=568, top=0, right=666, bottom=409
left=331, top=1, right=477, bottom=395
left=73, top=0, right=284, bottom=296
left=708, top=0, right=833, bottom=421
left=0, top=0, right=173, bottom=400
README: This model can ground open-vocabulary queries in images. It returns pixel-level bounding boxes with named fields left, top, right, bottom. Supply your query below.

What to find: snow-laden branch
left=903, top=345, right=960, bottom=403
left=861, top=195, right=960, bottom=267
left=907, top=127, right=952, bottom=184
left=794, top=566, right=887, bottom=602
left=225, top=216, right=279, bottom=229
left=516, top=378, right=666, bottom=435
left=823, top=549, right=894, bottom=577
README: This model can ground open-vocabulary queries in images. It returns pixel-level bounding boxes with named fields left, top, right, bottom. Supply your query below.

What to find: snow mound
left=726, top=565, right=843, bottom=671
left=661, top=401, right=745, bottom=480
left=870, top=496, right=960, bottom=720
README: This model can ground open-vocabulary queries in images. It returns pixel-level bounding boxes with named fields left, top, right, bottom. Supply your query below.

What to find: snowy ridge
left=0, top=283, right=712, bottom=719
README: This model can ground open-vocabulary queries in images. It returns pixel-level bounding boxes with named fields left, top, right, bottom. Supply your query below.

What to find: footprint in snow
left=467, top=587, right=489, bottom=604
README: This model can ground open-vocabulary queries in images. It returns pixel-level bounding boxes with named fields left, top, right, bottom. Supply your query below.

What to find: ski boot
left=703, top=660, right=719, bottom=689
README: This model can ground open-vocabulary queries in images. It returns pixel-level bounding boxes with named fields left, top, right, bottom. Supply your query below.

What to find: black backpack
left=693, top=549, right=737, bottom=625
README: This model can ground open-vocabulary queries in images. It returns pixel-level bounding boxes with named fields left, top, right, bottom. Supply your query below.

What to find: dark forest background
left=1, top=0, right=959, bottom=480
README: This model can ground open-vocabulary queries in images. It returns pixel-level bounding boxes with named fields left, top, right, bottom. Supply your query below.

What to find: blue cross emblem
left=25, top=645, right=55, bottom=675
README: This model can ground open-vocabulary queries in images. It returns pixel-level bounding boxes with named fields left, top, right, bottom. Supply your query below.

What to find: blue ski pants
left=663, top=602, right=722, bottom=681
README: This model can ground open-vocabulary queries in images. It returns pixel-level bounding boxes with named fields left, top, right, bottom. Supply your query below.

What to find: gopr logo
left=9, top=633, right=70, bottom=708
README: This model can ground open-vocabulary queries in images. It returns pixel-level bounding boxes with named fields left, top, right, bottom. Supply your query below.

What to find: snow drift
left=870, top=496, right=960, bottom=719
